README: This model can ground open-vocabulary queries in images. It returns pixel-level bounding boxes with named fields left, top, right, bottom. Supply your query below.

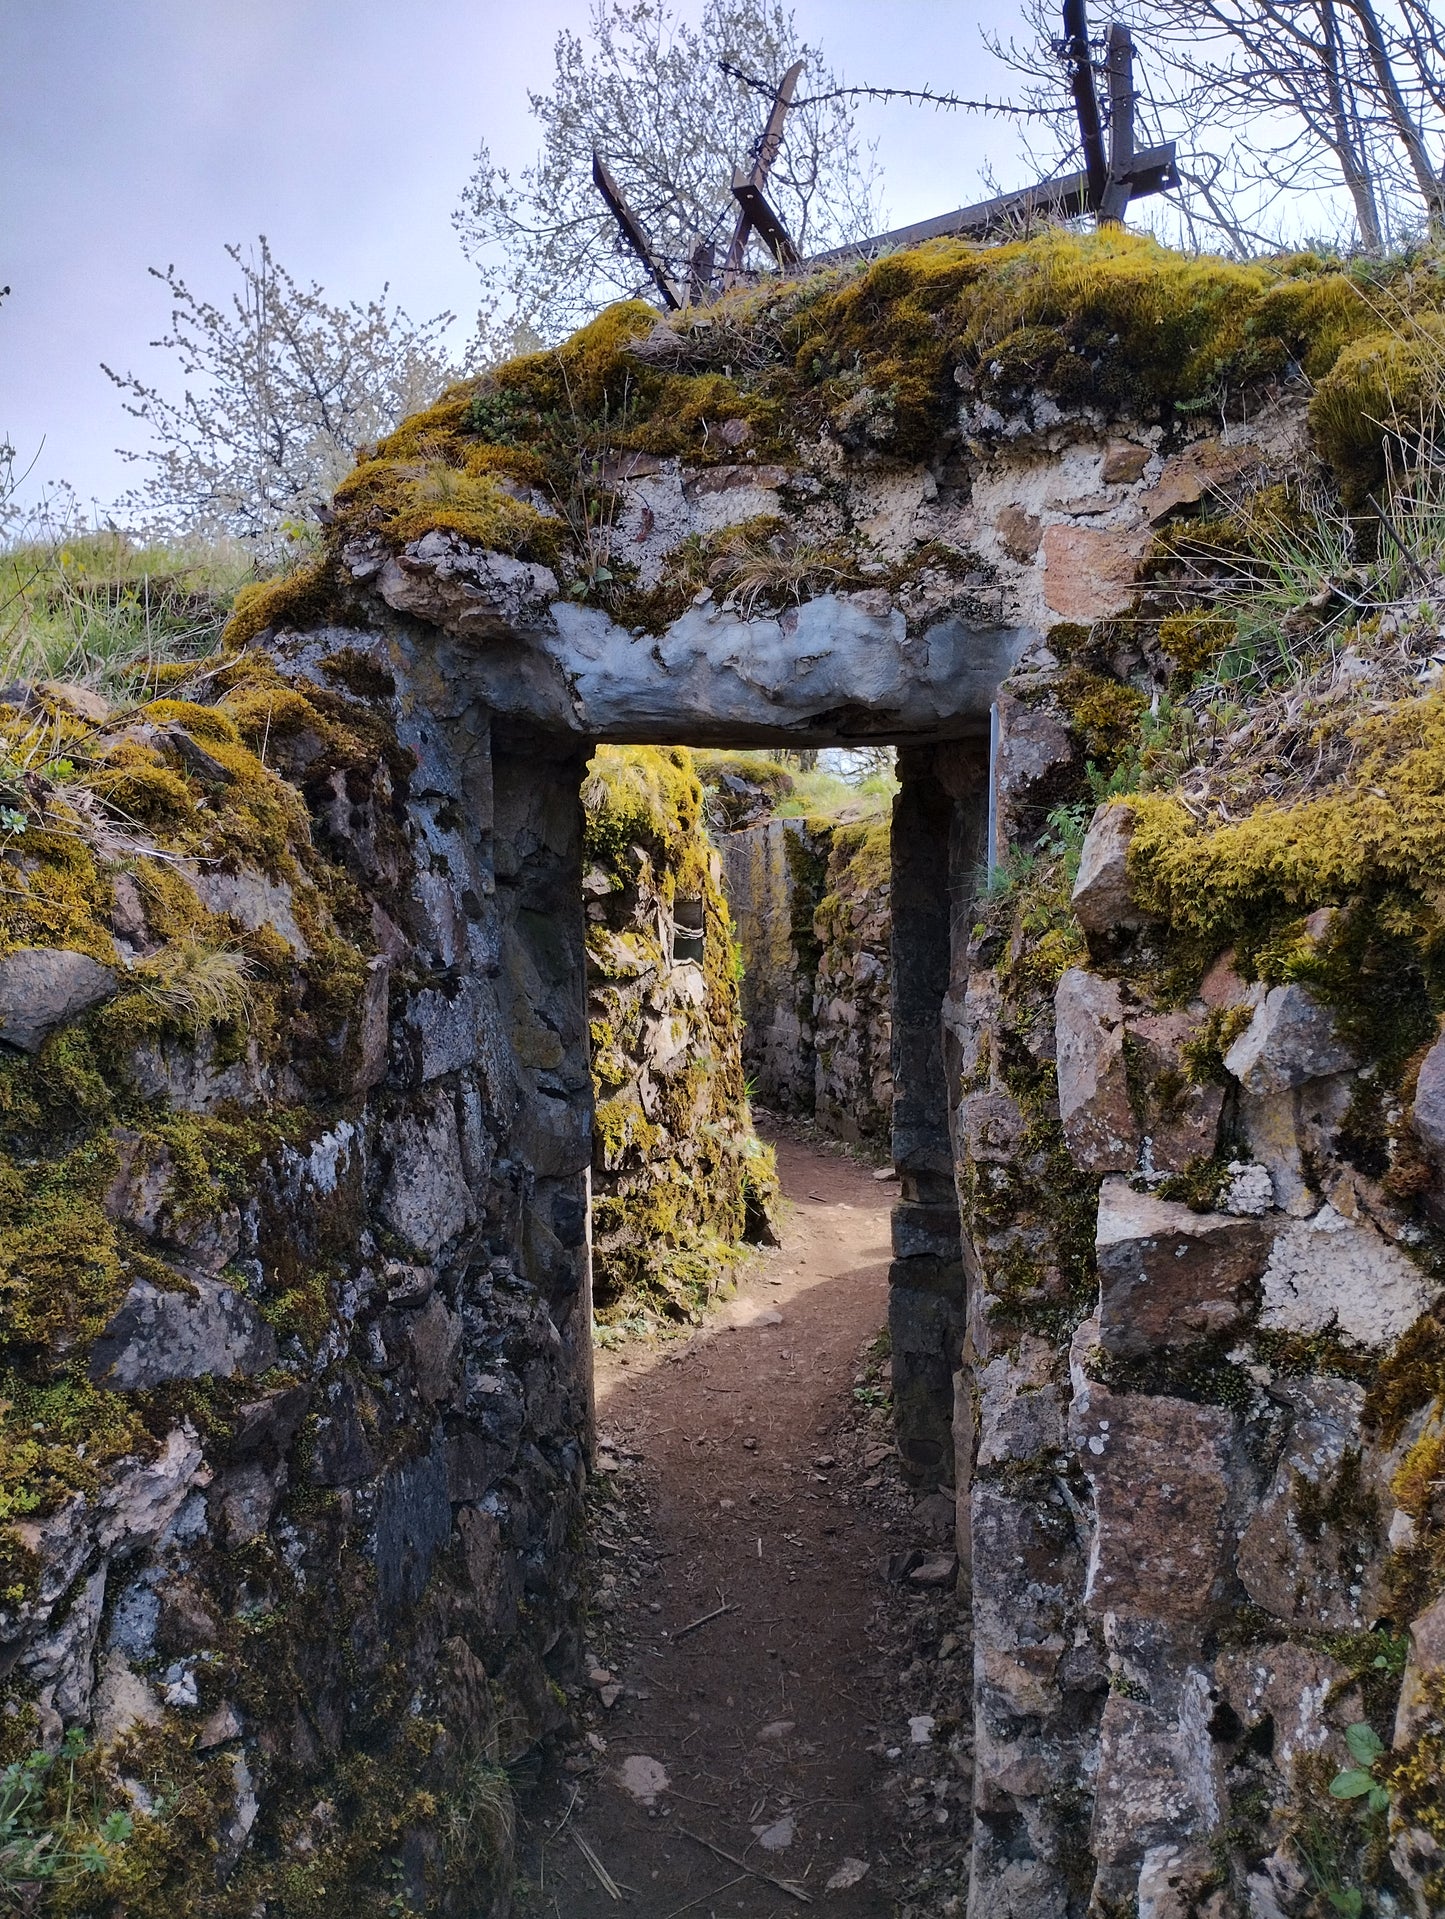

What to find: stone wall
left=720, top=813, right=892, bottom=1144
left=950, top=624, right=1445, bottom=1915
left=582, top=745, right=775, bottom=1322
left=718, top=818, right=819, bottom=1119
left=0, top=640, right=593, bottom=1915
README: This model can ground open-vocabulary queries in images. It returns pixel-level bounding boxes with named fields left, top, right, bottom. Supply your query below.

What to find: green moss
left=1387, top=1669, right=1445, bottom=1891
left=1295, top=1444, right=1379, bottom=1545
left=211, top=230, right=1445, bottom=642
left=223, top=556, right=346, bottom=650
left=1126, top=694, right=1445, bottom=1059
left=1256, top=1327, right=1378, bottom=1386
left=691, top=750, right=795, bottom=805
left=1055, top=669, right=1148, bottom=771
left=582, top=745, right=703, bottom=883
left=1094, top=1335, right=1254, bottom=1409
left=1181, top=1005, right=1254, bottom=1085
left=583, top=741, right=767, bottom=1318
left=1366, top=1317, right=1445, bottom=1445
left=0, top=1144, right=127, bottom=1373
left=960, top=1021, right=1104, bottom=1349
left=1157, top=611, right=1236, bottom=676
left=1149, top=1153, right=1234, bottom=1211
left=782, top=820, right=830, bottom=984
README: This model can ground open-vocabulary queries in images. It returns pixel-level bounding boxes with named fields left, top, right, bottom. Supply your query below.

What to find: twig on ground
left=661, top=1872, right=749, bottom=1919
left=674, top=1601, right=736, bottom=1640
left=574, top=1831, right=622, bottom=1901
left=678, top=1827, right=814, bottom=1904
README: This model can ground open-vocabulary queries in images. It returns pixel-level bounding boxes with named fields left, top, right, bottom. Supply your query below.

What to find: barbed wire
left=718, top=59, right=1065, bottom=121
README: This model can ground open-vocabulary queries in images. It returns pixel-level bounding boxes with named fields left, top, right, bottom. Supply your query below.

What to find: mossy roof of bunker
left=226, top=229, right=1445, bottom=648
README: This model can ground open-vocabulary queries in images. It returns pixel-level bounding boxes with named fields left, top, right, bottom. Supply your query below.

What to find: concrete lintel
left=448, top=596, right=1031, bottom=748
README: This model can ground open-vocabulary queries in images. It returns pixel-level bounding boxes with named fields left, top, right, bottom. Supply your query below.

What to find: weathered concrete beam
left=368, top=537, right=1032, bottom=747
left=545, top=601, right=1030, bottom=746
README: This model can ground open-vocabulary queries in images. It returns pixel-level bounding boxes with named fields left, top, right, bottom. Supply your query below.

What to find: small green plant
left=0, top=739, right=78, bottom=845
left=0, top=1730, right=133, bottom=1904
left=1330, top=1721, right=1390, bottom=1813
left=1, top=530, right=247, bottom=694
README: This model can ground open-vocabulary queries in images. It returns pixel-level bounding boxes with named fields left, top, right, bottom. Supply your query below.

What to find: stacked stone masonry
left=719, top=813, right=893, bottom=1144
left=0, top=640, right=595, bottom=1916
left=583, top=746, right=774, bottom=1320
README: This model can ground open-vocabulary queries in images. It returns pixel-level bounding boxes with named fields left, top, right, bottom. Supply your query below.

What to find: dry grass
left=697, top=520, right=861, bottom=616
left=129, top=942, right=253, bottom=1034
left=1, top=530, right=251, bottom=695
left=1143, top=390, right=1445, bottom=820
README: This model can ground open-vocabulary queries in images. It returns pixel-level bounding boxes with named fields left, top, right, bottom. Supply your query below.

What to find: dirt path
left=518, top=1131, right=906, bottom=1917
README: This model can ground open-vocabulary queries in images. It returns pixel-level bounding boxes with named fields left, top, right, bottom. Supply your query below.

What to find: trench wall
left=720, top=815, right=893, bottom=1144
left=10, top=222, right=1445, bottom=1919
left=0, top=636, right=594, bottom=1915
left=951, top=640, right=1445, bottom=1918
left=582, top=746, right=774, bottom=1322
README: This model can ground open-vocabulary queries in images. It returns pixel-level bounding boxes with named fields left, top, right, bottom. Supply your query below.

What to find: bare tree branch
left=990, top=0, right=1445, bottom=252
left=453, top=0, right=883, bottom=348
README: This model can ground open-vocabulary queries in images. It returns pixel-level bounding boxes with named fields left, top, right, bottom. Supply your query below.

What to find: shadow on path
left=517, top=1131, right=901, bottom=1917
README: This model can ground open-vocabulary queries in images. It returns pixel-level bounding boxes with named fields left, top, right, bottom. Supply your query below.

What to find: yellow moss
left=218, top=231, right=1445, bottom=630
left=691, top=750, right=796, bottom=791
left=1057, top=669, right=1148, bottom=768
left=219, top=681, right=319, bottom=743
left=581, top=744, right=704, bottom=882
left=0, top=1145, right=127, bottom=1373
left=1369, top=1320, right=1445, bottom=1445
left=1251, top=268, right=1380, bottom=380
left=830, top=817, right=891, bottom=897
left=784, top=229, right=1294, bottom=456
left=0, top=833, right=114, bottom=963
left=465, top=300, right=660, bottom=425
left=140, top=700, right=242, bottom=747
left=593, top=1096, right=662, bottom=1171
left=332, top=459, right=561, bottom=562
left=371, top=383, right=478, bottom=462
left=223, top=558, right=339, bottom=650
left=1386, top=1668, right=1445, bottom=1862
left=1126, top=688, right=1445, bottom=941
left=86, top=740, right=196, bottom=828
left=0, top=1373, right=149, bottom=1530
left=1158, top=611, right=1236, bottom=675
left=1392, top=1428, right=1445, bottom=1522
left=1310, top=314, right=1445, bottom=504
left=462, top=441, right=549, bottom=487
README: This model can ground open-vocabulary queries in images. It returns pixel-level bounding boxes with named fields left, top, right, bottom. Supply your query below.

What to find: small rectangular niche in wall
left=671, top=895, right=706, bottom=966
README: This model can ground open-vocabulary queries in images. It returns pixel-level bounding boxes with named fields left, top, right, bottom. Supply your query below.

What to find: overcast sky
left=1, top=0, right=1036, bottom=516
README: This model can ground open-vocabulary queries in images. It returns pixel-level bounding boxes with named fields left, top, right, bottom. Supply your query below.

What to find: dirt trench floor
left=514, top=1129, right=974, bottom=1918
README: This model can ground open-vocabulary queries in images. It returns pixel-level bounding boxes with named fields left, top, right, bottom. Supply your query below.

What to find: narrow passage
left=521, top=1131, right=902, bottom=1916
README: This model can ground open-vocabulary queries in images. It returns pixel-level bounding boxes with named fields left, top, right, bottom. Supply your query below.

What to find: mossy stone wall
left=951, top=505, right=1445, bottom=1914
left=719, top=814, right=892, bottom=1144
left=0, top=637, right=594, bottom=1917
left=583, top=746, right=775, bottom=1323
